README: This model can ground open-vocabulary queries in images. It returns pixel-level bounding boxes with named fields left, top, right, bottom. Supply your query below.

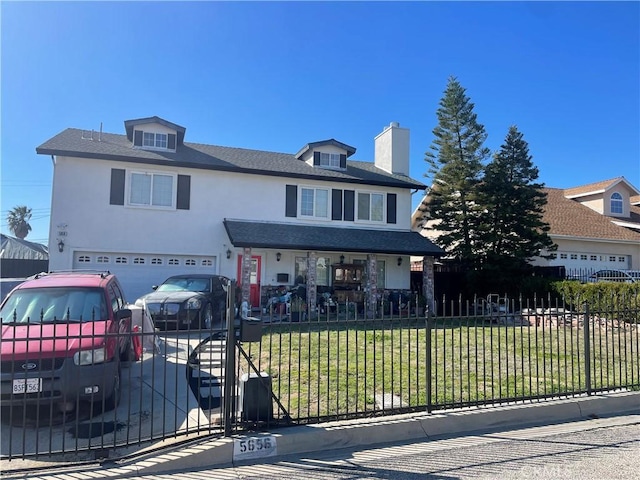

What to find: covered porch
left=224, top=219, right=444, bottom=318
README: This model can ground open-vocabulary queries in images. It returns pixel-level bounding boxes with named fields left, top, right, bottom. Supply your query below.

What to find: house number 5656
left=233, top=435, right=277, bottom=460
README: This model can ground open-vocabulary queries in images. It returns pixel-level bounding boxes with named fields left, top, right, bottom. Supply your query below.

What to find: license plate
left=12, top=378, right=42, bottom=394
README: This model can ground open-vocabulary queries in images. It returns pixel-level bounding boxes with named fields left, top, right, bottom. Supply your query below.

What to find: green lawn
left=238, top=318, right=640, bottom=422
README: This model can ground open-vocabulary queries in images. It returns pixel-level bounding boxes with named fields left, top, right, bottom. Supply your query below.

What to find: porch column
left=367, top=254, right=377, bottom=318
left=307, top=251, right=317, bottom=315
left=241, top=247, right=252, bottom=306
left=422, top=256, right=435, bottom=315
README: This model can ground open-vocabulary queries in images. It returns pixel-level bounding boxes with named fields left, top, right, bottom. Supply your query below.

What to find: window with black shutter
left=177, top=175, right=191, bottom=210
left=286, top=185, right=297, bottom=217
left=387, top=193, right=397, bottom=224
left=332, top=189, right=343, bottom=220
left=110, top=169, right=125, bottom=205
left=344, top=190, right=355, bottom=221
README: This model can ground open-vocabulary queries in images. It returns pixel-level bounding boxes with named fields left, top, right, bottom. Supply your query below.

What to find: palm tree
left=6, top=205, right=32, bottom=239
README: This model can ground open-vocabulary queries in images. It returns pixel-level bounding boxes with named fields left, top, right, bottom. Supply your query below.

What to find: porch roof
left=223, top=219, right=445, bottom=256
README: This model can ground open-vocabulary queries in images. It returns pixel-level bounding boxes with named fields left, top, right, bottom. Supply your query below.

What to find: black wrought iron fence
left=1, top=286, right=638, bottom=464
left=0, top=303, right=233, bottom=463
left=237, top=293, right=640, bottom=428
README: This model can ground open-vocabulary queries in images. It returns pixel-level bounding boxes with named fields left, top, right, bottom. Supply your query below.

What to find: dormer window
left=295, top=139, right=356, bottom=171
left=319, top=152, right=341, bottom=168
left=134, top=129, right=175, bottom=150
left=611, top=192, right=623, bottom=215
left=124, top=116, right=186, bottom=152
left=143, top=132, right=168, bottom=149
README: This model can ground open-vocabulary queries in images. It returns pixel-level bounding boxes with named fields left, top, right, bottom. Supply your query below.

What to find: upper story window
left=610, top=192, right=623, bottom=215
left=357, top=192, right=384, bottom=222
left=132, top=128, right=177, bottom=151
left=319, top=152, right=341, bottom=168
left=301, top=187, right=329, bottom=218
left=129, top=172, right=175, bottom=208
left=143, top=132, right=167, bottom=149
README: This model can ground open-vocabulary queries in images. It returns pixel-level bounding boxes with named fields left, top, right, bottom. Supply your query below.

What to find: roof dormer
left=124, top=116, right=186, bottom=152
left=295, top=139, right=356, bottom=171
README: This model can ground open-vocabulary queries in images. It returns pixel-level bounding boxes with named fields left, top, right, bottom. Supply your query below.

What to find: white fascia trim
left=611, top=220, right=640, bottom=230
left=550, top=234, right=640, bottom=245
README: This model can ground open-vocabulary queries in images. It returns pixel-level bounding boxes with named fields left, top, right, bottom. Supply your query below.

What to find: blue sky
left=1, top=1, right=638, bottom=245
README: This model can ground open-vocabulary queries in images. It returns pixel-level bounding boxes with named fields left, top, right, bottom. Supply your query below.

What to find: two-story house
left=37, top=117, right=444, bottom=311
left=411, top=176, right=640, bottom=273
left=534, top=178, right=640, bottom=272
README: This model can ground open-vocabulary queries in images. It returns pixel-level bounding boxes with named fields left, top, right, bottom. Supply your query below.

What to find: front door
left=237, top=255, right=261, bottom=308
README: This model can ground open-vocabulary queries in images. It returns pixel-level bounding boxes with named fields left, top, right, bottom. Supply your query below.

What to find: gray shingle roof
left=37, top=128, right=425, bottom=189
left=223, top=220, right=445, bottom=256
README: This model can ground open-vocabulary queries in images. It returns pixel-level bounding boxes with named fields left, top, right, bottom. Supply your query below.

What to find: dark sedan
left=135, top=274, right=230, bottom=330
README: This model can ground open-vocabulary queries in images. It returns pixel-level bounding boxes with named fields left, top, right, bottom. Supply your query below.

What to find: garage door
left=73, top=252, right=218, bottom=303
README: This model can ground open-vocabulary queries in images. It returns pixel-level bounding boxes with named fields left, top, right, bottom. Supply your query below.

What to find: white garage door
left=73, top=252, right=218, bottom=303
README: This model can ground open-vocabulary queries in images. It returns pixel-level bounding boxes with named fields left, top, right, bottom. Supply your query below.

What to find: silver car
left=590, top=269, right=640, bottom=283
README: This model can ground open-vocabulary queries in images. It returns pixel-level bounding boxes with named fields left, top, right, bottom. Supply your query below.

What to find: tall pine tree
left=425, top=76, right=490, bottom=267
left=477, top=125, right=556, bottom=274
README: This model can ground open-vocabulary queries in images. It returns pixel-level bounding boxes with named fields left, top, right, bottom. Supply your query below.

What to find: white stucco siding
left=48, top=155, right=417, bottom=297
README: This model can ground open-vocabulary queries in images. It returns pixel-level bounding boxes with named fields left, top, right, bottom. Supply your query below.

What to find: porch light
left=340, top=254, right=345, bottom=264
left=58, top=239, right=65, bottom=252
left=226, top=249, right=231, bottom=259
left=276, top=252, right=281, bottom=262
left=397, top=256, right=403, bottom=266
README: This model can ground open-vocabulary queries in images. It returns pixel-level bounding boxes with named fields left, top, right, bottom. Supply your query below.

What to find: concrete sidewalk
left=4, top=390, right=639, bottom=479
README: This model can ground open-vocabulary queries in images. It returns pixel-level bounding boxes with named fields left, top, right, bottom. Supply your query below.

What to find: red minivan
left=0, top=271, right=133, bottom=414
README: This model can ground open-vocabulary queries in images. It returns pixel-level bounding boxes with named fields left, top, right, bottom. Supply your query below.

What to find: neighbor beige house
left=411, top=176, right=640, bottom=272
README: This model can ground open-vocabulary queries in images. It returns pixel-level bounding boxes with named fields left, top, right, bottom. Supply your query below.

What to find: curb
left=4, top=391, right=638, bottom=479
left=128, top=390, right=639, bottom=475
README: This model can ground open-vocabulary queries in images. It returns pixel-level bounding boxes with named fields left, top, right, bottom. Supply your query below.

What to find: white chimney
left=374, top=122, right=410, bottom=176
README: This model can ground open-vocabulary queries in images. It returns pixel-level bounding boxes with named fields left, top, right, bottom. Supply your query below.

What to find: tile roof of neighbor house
left=542, top=187, right=640, bottom=242
left=224, top=220, right=445, bottom=256
left=563, top=176, right=639, bottom=198
left=36, top=128, right=425, bottom=190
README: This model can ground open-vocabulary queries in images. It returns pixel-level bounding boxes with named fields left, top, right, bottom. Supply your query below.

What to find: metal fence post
left=426, top=312, right=433, bottom=413
left=583, top=302, right=591, bottom=396
left=223, top=281, right=237, bottom=436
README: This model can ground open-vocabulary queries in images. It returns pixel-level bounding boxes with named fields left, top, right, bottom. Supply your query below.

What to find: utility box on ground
left=239, top=371, right=273, bottom=422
